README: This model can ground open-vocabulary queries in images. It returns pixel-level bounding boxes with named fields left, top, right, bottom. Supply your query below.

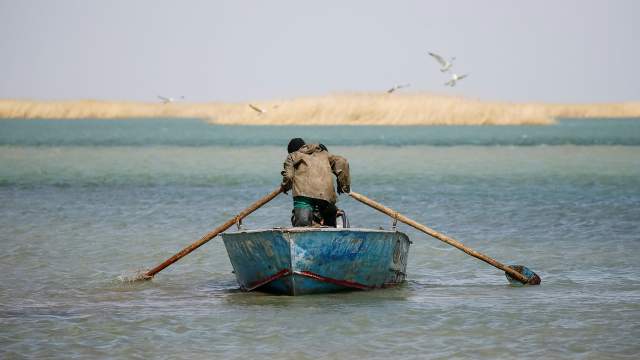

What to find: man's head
left=287, top=138, right=305, bottom=153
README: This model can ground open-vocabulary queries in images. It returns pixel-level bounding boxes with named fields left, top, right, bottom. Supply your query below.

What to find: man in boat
left=281, top=138, right=350, bottom=227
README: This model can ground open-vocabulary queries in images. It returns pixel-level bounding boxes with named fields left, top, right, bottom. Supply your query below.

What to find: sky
left=0, top=0, right=638, bottom=103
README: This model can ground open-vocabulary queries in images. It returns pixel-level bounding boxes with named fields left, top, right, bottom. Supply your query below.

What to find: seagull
left=428, top=52, right=455, bottom=72
left=157, top=95, right=184, bottom=104
left=248, top=103, right=266, bottom=114
left=386, top=83, right=411, bottom=93
left=444, top=73, right=469, bottom=87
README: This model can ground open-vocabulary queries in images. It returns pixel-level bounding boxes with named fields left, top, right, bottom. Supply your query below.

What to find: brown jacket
left=281, top=144, right=350, bottom=204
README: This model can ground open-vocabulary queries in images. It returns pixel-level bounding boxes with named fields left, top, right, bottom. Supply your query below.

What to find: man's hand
left=337, top=183, right=350, bottom=194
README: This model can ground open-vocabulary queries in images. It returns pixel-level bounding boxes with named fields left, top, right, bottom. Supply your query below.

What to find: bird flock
left=386, top=51, right=469, bottom=94
left=428, top=52, right=469, bottom=87
left=159, top=51, right=469, bottom=114
left=246, top=52, right=471, bottom=114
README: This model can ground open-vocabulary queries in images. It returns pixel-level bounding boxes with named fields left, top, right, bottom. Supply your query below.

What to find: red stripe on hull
left=245, top=269, right=382, bottom=292
left=294, top=270, right=372, bottom=290
left=246, top=269, right=290, bottom=291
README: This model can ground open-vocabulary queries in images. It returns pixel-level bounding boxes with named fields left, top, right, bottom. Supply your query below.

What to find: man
left=281, top=138, right=350, bottom=227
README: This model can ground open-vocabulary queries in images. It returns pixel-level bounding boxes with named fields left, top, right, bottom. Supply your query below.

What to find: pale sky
left=0, top=0, right=638, bottom=103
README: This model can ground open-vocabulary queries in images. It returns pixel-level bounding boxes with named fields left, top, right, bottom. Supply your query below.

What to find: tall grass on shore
left=2, top=93, right=639, bottom=125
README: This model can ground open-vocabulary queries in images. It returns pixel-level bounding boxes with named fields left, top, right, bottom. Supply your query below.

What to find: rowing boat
left=221, top=227, right=411, bottom=295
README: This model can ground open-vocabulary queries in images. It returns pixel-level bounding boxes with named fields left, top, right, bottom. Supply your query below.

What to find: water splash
left=116, top=269, right=151, bottom=283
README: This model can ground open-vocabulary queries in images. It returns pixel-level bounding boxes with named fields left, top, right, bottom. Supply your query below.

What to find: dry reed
left=1, top=93, right=639, bottom=125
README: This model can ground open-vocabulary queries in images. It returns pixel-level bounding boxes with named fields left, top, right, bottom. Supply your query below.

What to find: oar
left=348, top=191, right=541, bottom=285
left=135, top=186, right=283, bottom=281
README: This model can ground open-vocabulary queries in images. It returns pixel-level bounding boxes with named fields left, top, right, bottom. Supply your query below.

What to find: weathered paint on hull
left=221, top=228, right=411, bottom=295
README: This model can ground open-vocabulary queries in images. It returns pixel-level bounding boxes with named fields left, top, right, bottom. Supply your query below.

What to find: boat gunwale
left=222, top=227, right=407, bottom=236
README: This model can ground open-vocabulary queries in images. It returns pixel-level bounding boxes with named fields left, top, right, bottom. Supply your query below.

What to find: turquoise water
left=2, top=118, right=640, bottom=146
left=1, top=119, right=639, bottom=359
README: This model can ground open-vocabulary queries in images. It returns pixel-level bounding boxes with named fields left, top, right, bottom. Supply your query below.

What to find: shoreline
left=1, top=93, right=639, bottom=125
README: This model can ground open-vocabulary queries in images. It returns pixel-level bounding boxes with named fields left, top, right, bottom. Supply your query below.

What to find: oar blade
left=505, top=265, right=541, bottom=286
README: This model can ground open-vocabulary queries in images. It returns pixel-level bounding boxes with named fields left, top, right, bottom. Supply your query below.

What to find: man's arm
left=329, top=154, right=350, bottom=193
left=281, top=154, right=295, bottom=192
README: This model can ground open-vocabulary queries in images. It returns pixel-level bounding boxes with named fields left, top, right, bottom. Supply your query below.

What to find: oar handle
left=348, top=191, right=530, bottom=284
left=144, top=186, right=283, bottom=278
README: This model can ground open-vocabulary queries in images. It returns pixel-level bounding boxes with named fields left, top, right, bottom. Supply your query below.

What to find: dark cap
left=287, top=138, right=305, bottom=153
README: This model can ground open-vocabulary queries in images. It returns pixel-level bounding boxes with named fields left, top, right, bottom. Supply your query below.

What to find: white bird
left=386, top=83, right=411, bottom=93
left=248, top=103, right=266, bottom=114
left=444, top=73, right=469, bottom=87
left=157, top=95, right=184, bottom=104
left=428, top=52, right=455, bottom=72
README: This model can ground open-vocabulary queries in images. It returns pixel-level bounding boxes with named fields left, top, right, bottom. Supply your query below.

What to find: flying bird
left=428, top=52, right=455, bottom=72
left=386, top=83, right=411, bottom=93
left=157, top=95, right=184, bottom=104
left=248, top=104, right=266, bottom=114
left=444, top=73, right=469, bottom=87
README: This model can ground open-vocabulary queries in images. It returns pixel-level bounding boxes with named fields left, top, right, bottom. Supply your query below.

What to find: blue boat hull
left=221, top=228, right=411, bottom=295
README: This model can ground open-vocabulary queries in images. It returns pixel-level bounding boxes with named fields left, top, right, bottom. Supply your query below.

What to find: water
left=1, top=119, right=639, bottom=359
left=2, top=118, right=640, bottom=147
